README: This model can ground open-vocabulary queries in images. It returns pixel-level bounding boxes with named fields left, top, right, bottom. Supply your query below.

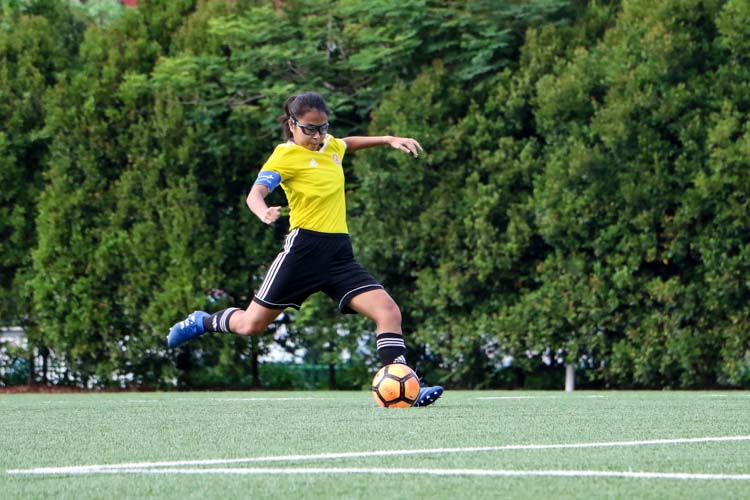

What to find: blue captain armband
left=254, top=171, right=282, bottom=192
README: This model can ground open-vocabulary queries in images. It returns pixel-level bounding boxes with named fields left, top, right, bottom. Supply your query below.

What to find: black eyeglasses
left=291, top=116, right=329, bottom=136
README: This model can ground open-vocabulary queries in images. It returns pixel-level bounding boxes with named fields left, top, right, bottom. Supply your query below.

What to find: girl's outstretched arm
left=343, top=136, right=424, bottom=157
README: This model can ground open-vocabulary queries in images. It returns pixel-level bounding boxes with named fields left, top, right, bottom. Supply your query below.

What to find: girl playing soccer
left=167, top=92, right=442, bottom=406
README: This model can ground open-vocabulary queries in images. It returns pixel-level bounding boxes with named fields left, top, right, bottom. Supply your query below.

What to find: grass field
left=2, top=390, right=750, bottom=499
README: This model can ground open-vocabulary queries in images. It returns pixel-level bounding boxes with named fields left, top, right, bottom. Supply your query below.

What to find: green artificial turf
left=2, top=391, right=749, bottom=499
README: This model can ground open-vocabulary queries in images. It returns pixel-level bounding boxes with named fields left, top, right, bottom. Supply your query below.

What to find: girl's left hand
left=388, top=137, right=424, bottom=157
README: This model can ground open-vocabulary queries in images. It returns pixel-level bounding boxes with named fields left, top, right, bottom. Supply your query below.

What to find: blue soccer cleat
left=413, top=385, right=443, bottom=407
left=167, top=311, right=209, bottom=348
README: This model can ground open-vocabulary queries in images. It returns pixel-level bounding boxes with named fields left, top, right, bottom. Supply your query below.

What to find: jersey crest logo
left=309, top=159, right=318, bottom=167
left=332, top=153, right=340, bottom=165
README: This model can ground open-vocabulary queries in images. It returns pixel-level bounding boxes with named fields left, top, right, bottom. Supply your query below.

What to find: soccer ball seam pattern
left=371, top=364, right=420, bottom=408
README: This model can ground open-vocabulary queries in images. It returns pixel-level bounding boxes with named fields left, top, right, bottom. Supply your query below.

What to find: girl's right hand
left=261, top=206, right=282, bottom=224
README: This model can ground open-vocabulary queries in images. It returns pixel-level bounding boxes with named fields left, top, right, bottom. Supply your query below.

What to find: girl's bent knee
left=385, top=303, right=402, bottom=324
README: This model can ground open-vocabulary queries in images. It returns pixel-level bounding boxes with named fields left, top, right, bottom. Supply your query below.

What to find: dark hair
left=280, top=92, right=331, bottom=140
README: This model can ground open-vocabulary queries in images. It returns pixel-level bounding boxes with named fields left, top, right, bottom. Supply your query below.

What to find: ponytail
left=279, top=95, right=297, bottom=140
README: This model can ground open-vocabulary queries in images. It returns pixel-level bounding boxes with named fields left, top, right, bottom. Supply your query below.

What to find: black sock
left=376, top=332, right=407, bottom=365
left=202, top=307, right=240, bottom=333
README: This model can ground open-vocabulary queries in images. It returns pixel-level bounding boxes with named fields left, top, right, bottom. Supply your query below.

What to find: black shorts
left=253, top=228, right=383, bottom=313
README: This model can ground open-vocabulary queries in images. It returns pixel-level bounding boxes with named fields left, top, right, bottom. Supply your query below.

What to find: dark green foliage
left=3, top=0, right=748, bottom=389
left=0, top=1, right=83, bottom=326
left=351, top=0, right=750, bottom=388
left=524, top=0, right=750, bottom=387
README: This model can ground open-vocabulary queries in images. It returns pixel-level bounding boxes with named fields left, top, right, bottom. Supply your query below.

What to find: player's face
left=289, top=109, right=329, bottom=151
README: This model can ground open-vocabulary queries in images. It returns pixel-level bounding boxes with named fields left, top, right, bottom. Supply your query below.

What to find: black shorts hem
left=253, top=296, right=301, bottom=310
left=338, top=284, right=384, bottom=314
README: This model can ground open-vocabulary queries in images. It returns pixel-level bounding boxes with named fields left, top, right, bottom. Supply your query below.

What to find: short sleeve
left=259, top=143, right=294, bottom=182
left=330, top=136, right=347, bottom=162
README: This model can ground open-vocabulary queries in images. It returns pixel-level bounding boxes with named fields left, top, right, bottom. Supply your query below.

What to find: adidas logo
left=309, top=159, right=318, bottom=167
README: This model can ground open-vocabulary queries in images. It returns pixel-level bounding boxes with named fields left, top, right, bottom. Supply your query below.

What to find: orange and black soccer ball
left=371, top=364, right=420, bottom=408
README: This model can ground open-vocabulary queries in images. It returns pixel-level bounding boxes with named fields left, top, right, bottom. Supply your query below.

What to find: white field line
left=476, top=396, right=541, bottom=400
left=211, top=397, right=334, bottom=402
left=171, top=397, right=334, bottom=403
left=7, top=467, right=750, bottom=481
left=476, top=395, right=606, bottom=400
left=7, top=435, right=750, bottom=476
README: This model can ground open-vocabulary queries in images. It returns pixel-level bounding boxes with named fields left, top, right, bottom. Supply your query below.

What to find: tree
left=503, top=0, right=749, bottom=387
left=348, top=2, right=611, bottom=387
left=15, top=0, right=749, bottom=389
left=29, top=3, right=188, bottom=385
left=0, top=1, right=84, bottom=325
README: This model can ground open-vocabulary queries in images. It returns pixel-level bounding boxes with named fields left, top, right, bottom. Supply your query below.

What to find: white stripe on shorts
left=256, top=229, right=299, bottom=300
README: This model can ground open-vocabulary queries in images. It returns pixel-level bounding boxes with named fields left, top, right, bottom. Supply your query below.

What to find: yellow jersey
left=257, top=135, right=348, bottom=234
